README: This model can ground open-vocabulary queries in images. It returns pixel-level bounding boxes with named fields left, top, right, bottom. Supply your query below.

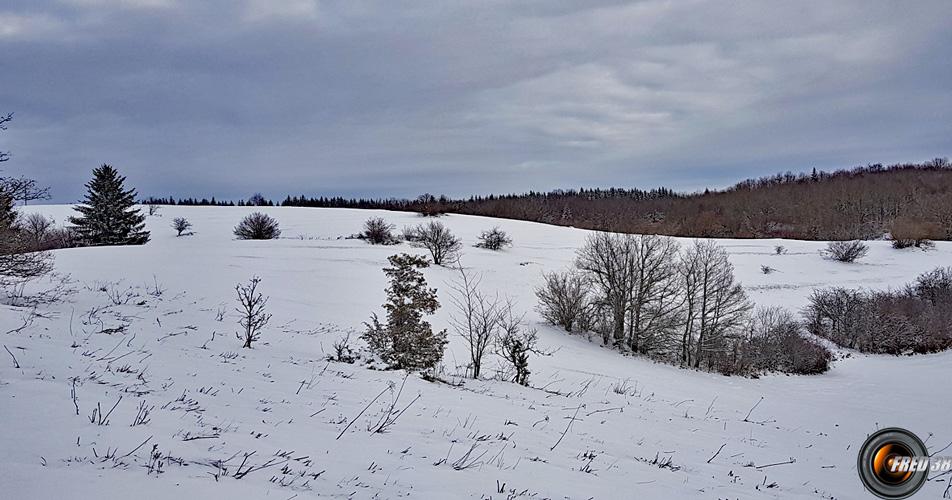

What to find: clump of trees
left=363, top=254, right=447, bottom=371
left=536, top=234, right=831, bottom=375
left=805, top=267, right=952, bottom=354
left=824, top=240, right=868, bottom=262
left=474, top=227, right=512, bottom=250
left=69, top=164, right=150, bottom=246
left=409, top=220, right=461, bottom=265
left=1, top=113, right=54, bottom=284
left=383, top=159, right=952, bottom=241
left=235, top=276, right=271, bottom=348
left=17, top=214, right=79, bottom=251
left=360, top=217, right=398, bottom=245
left=172, top=217, right=192, bottom=236
left=234, top=212, right=281, bottom=240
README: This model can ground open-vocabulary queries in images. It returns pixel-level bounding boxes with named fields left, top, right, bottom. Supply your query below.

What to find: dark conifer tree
left=70, top=164, right=150, bottom=245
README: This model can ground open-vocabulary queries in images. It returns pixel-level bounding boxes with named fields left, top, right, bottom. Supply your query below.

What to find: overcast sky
left=2, top=0, right=950, bottom=202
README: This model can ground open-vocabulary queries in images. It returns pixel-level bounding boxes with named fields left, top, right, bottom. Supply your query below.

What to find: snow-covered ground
left=2, top=205, right=950, bottom=499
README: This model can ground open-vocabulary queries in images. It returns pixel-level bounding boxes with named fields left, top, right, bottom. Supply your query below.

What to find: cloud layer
left=2, top=0, right=951, bottom=201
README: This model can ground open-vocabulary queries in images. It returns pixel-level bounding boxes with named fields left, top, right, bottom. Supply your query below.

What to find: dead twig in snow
left=755, top=458, right=796, bottom=469
left=707, top=443, right=727, bottom=463
left=4, top=344, right=19, bottom=368
left=550, top=404, right=585, bottom=451
left=336, top=386, right=388, bottom=440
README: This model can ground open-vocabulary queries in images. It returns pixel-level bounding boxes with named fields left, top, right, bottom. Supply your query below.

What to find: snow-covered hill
left=2, top=206, right=950, bottom=499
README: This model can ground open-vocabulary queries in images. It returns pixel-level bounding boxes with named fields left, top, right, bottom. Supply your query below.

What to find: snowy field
left=2, top=205, right=951, bottom=499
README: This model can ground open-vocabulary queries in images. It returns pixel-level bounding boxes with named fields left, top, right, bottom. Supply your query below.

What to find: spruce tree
left=69, top=164, right=150, bottom=245
left=362, top=253, right=448, bottom=371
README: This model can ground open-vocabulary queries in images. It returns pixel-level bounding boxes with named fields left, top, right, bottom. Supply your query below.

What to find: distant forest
left=144, top=158, right=952, bottom=241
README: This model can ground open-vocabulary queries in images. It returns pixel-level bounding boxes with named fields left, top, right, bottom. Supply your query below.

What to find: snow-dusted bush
left=235, top=276, right=271, bottom=348
left=172, top=217, right=192, bottom=236
left=360, top=217, right=397, bottom=245
left=824, top=240, right=868, bottom=262
left=474, top=227, right=512, bottom=251
left=234, top=212, right=281, bottom=240
left=410, top=220, right=461, bottom=265
left=362, top=254, right=447, bottom=371
left=535, top=269, right=590, bottom=332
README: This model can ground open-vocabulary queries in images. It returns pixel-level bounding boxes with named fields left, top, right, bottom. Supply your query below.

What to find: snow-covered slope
left=2, top=206, right=950, bottom=499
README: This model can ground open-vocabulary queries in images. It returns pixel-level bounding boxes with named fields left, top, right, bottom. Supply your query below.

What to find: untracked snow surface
left=2, top=206, right=950, bottom=499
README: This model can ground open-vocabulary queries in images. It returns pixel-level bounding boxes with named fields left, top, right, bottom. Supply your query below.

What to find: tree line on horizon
left=143, top=158, right=952, bottom=241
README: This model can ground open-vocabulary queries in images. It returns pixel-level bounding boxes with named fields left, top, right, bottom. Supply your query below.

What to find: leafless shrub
left=824, top=240, right=868, bottom=262
left=729, top=307, right=831, bottom=375
left=774, top=245, right=786, bottom=255
left=401, top=225, right=422, bottom=243
left=147, top=204, right=161, bottom=216
left=495, top=303, right=542, bottom=386
left=914, top=267, right=952, bottom=305
left=328, top=332, right=358, bottom=363
left=172, top=217, right=192, bottom=236
left=761, top=265, right=775, bottom=274
left=410, top=221, right=461, bottom=265
left=889, top=217, right=940, bottom=249
left=535, top=269, right=590, bottom=333
left=234, top=212, right=281, bottom=240
left=235, top=276, right=271, bottom=348
left=360, top=217, right=398, bottom=245
left=1, top=213, right=53, bottom=284
left=474, top=227, right=512, bottom=251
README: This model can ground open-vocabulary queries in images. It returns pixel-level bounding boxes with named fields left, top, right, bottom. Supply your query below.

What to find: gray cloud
left=2, top=0, right=950, bottom=202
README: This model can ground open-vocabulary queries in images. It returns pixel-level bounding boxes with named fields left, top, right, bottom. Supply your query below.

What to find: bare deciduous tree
left=449, top=265, right=501, bottom=379
left=172, top=217, right=192, bottom=236
left=235, top=276, right=271, bottom=348
left=679, top=240, right=751, bottom=369
left=411, top=220, right=461, bottom=265
left=575, top=232, right=636, bottom=346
